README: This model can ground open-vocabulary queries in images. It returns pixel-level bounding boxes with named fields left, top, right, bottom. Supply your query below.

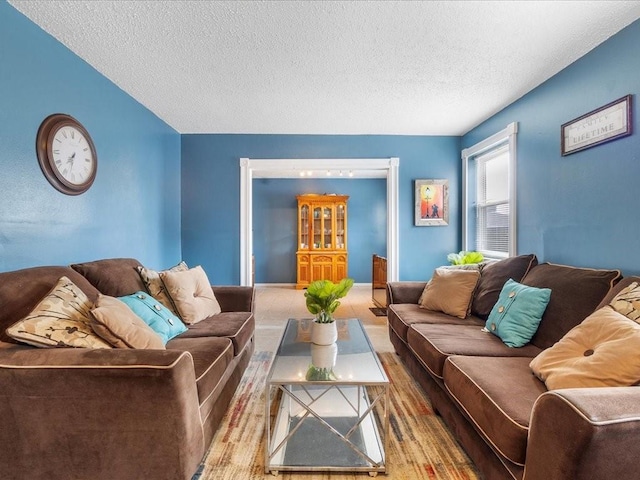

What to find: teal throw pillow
left=485, top=279, right=551, bottom=348
left=119, top=292, right=187, bottom=344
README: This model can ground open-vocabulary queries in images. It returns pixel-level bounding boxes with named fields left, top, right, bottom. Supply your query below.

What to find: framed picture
left=415, top=179, right=448, bottom=226
left=561, top=94, right=632, bottom=156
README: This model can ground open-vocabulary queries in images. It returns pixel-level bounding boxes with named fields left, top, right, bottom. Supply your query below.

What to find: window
left=462, top=123, right=517, bottom=259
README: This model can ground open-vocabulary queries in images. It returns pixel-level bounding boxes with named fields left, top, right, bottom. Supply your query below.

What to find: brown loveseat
left=0, top=258, right=255, bottom=480
left=387, top=255, right=640, bottom=480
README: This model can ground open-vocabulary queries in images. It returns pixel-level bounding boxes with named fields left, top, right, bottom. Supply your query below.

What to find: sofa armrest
left=0, top=348, right=204, bottom=480
left=212, top=285, right=255, bottom=312
left=387, top=281, right=427, bottom=305
left=525, top=388, right=640, bottom=480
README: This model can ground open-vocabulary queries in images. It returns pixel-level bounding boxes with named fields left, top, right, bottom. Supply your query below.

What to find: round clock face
left=36, top=114, right=98, bottom=195
left=49, top=125, right=96, bottom=186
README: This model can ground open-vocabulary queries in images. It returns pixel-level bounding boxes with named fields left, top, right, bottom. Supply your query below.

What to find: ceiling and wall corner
left=8, top=1, right=640, bottom=136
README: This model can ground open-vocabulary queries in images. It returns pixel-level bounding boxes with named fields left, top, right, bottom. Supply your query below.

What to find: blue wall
left=253, top=178, right=386, bottom=283
left=462, top=19, right=640, bottom=275
left=1, top=2, right=182, bottom=272
left=181, top=135, right=461, bottom=284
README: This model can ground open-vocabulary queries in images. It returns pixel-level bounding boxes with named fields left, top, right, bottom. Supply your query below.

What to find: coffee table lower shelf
left=265, top=383, right=388, bottom=476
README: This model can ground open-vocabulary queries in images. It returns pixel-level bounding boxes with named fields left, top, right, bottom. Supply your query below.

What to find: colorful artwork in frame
left=415, top=179, right=449, bottom=226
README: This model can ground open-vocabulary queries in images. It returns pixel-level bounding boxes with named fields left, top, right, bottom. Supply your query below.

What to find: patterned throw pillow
left=160, top=265, right=221, bottom=324
left=137, top=261, right=188, bottom=316
left=6, top=276, right=112, bottom=349
left=609, top=281, right=640, bottom=322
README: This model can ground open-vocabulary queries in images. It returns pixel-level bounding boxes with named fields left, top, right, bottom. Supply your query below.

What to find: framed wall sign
left=561, top=94, right=632, bottom=156
left=415, top=179, right=448, bottom=226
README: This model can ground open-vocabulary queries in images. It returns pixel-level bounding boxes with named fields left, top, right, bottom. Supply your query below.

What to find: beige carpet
left=194, top=286, right=479, bottom=479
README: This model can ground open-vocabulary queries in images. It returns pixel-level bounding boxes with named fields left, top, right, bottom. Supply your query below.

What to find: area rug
left=193, top=351, right=479, bottom=479
left=369, top=307, right=387, bottom=317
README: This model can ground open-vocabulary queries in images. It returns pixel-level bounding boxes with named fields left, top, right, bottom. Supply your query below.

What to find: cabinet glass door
left=336, top=204, right=345, bottom=249
left=300, top=205, right=309, bottom=249
left=313, top=207, right=322, bottom=249
left=323, top=207, right=332, bottom=249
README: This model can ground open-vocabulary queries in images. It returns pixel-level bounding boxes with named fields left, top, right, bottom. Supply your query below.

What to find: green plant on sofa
left=304, top=278, right=354, bottom=323
left=447, top=251, right=484, bottom=265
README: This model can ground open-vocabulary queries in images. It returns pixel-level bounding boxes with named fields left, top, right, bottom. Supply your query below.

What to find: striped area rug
left=194, top=351, right=479, bottom=479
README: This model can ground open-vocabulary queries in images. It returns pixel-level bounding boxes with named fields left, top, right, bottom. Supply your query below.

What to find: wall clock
left=36, top=113, right=97, bottom=195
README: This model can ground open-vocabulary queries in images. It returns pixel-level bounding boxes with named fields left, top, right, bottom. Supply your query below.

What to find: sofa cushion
left=71, top=258, right=146, bottom=297
left=388, top=303, right=484, bottom=343
left=408, top=323, right=541, bottom=378
left=160, top=266, right=221, bottom=324
left=521, top=263, right=621, bottom=349
left=419, top=268, right=480, bottom=319
left=0, top=266, right=99, bottom=344
left=471, top=254, right=538, bottom=319
left=485, top=279, right=551, bottom=348
left=608, top=281, right=640, bottom=322
left=165, top=336, right=234, bottom=407
left=176, top=312, right=254, bottom=356
left=118, top=292, right=187, bottom=344
left=529, top=306, right=640, bottom=389
left=444, top=356, right=547, bottom=466
left=137, top=261, right=188, bottom=315
left=6, top=276, right=112, bottom=349
left=89, top=294, right=165, bottom=349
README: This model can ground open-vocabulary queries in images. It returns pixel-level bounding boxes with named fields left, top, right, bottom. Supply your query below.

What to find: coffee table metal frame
left=265, top=318, right=389, bottom=476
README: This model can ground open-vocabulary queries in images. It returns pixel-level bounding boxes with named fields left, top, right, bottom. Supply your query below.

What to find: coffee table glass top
left=267, top=318, right=388, bottom=385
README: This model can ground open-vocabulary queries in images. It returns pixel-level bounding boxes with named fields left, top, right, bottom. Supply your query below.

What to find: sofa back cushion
left=0, top=266, right=99, bottom=344
left=522, top=263, right=621, bottom=349
left=471, top=254, right=538, bottom=319
left=71, top=258, right=145, bottom=297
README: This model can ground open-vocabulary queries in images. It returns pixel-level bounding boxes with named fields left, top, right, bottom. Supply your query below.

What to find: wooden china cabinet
left=296, top=194, right=349, bottom=289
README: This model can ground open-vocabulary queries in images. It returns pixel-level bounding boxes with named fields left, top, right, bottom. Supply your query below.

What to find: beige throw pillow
left=419, top=268, right=480, bottom=319
left=530, top=306, right=640, bottom=389
left=160, top=266, right=221, bottom=324
left=89, top=294, right=165, bottom=349
left=137, top=261, right=188, bottom=316
left=6, top=276, right=112, bottom=349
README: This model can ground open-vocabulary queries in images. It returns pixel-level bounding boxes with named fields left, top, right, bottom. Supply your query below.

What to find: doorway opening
left=239, top=158, right=399, bottom=286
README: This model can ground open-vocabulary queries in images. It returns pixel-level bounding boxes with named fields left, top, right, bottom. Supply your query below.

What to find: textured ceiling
left=8, top=1, right=640, bottom=135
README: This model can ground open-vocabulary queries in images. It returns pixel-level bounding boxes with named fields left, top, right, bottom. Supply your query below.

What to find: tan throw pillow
left=89, top=294, right=165, bottom=349
left=6, top=276, right=112, bottom=349
left=530, top=306, right=640, bottom=389
left=419, top=268, right=480, bottom=319
left=137, top=261, right=188, bottom=316
left=160, top=266, right=221, bottom=324
left=609, top=281, right=640, bottom=322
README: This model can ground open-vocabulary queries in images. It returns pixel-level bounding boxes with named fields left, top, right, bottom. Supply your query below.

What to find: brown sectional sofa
left=0, top=258, right=255, bottom=480
left=387, top=255, right=640, bottom=480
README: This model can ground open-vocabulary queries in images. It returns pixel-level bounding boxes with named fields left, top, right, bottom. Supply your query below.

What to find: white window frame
left=461, top=122, right=518, bottom=258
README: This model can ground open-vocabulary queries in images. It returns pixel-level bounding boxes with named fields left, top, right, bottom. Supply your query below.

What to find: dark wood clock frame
left=36, top=113, right=98, bottom=195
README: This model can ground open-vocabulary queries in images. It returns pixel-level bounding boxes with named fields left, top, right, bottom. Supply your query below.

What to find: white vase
left=311, top=320, right=338, bottom=345
left=310, top=343, right=338, bottom=369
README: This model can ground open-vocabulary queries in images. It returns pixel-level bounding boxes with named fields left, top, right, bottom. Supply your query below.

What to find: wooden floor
left=253, top=284, right=394, bottom=353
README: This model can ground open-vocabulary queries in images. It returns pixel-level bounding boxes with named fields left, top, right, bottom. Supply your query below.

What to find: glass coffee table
left=265, top=318, right=389, bottom=476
